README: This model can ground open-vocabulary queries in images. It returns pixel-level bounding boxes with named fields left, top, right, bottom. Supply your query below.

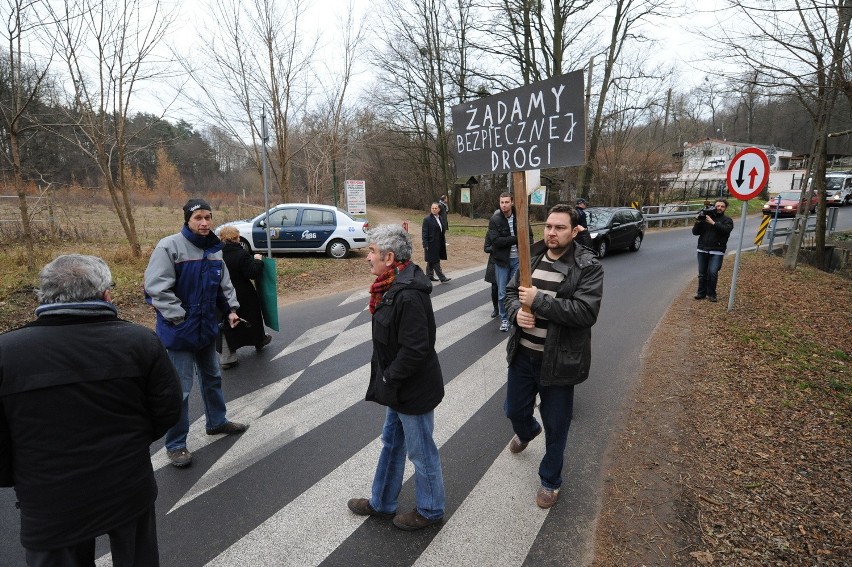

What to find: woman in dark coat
left=421, top=202, right=450, bottom=283
left=218, top=226, right=271, bottom=369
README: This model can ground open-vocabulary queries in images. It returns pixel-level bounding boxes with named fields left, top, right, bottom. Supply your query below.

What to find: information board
left=345, top=180, right=366, bottom=215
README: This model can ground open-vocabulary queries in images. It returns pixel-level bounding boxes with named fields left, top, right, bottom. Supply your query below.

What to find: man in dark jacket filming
left=0, top=254, right=181, bottom=566
left=692, top=198, right=734, bottom=302
left=347, top=224, right=445, bottom=531
left=504, top=204, right=604, bottom=509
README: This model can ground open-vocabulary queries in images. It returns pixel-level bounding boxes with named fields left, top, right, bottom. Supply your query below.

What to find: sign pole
left=727, top=203, right=749, bottom=312
left=512, top=172, right=533, bottom=313
left=724, top=147, right=770, bottom=311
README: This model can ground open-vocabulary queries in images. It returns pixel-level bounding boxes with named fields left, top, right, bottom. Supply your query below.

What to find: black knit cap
left=183, top=198, right=212, bottom=223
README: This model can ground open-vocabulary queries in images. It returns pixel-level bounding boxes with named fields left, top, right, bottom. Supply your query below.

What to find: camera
left=697, top=206, right=716, bottom=220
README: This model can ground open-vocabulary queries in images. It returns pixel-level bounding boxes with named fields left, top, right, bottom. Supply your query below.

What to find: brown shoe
left=347, top=498, right=394, bottom=519
left=536, top=486, right=560, bottom=509
left=392, top=509, right=443, bottom=531
left=166, top=448, right=193, bottom=468
left=206, top=421, right=249, bottom=436
left=509, top=426, right=542, bottom=454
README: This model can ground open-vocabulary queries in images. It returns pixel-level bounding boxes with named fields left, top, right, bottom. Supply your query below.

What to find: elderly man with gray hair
left=0, top=254, right=181, bottom=566
left=347, top=224, right=446, bottom=531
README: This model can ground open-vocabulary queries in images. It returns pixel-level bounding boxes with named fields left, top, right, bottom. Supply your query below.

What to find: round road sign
left=726, top=147, right=769, bottom=201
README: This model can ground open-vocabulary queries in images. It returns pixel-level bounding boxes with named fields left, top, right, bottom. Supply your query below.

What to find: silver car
left=218, top=204, right=369, bottom=258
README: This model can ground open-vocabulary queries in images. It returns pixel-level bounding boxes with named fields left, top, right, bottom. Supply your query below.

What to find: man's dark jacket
left=366, top=263, right=444, bottom=415
left=692, top=213, right=734, bottom=253
left=0, top=309, right=181, bottom=550
left=505, top=241, right=604, bottom=386
left=486, top=207, right=533, bottom=267
left=421, top=214, right=447, bottom=265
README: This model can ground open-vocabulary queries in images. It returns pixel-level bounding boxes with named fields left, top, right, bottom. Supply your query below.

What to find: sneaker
left=221, top=360, right=239, bottom=370
left=509, top=426, right=542, bottom=454
left=428, top=276, right=439, bottom=282
left=439, top=277, right=452, bottom=283
left=499, top=320, right=509, bottom=332
left=256, top=334, right=272, bottom=351
left=536, top=486, right=560, bottom=509
left=167, top=448, right=192, bottom=468
left=708, top=295, right=718, bottom=303
left=206, top=421, right=249, bottom=436
left=392, top=509, right=443, bottom=531
left=347, top=498, right=394, bottom=519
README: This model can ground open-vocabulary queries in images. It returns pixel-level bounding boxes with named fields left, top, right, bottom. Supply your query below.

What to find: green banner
left=257, top=257, right=280, bottom=332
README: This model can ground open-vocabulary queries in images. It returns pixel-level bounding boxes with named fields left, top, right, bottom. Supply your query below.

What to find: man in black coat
left=0, top=254, right=181, bottom=566
left=421, top=202, right=451, bottom=283
left=487, top=192, right=532, bottom=332
left=348, top=224, right=446, bottom=531
left=692, top=199, right=734, bottom=302
left=504, top=205, right=604, bottom=509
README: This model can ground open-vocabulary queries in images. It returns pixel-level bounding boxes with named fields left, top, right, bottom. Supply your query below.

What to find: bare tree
left=713, top=0, right=852, bottom=269
left=47, top=0, right=176, bottom=257
left=579, top=0, right=672, bottom=198
left=300, top=1, right=366, bottom=207
left=372, top=0, right=475, bottom=207
left=182, top=0, right=317, bottom=203
left=473, top=0, right=597, bottom=86
left=0, top=0, right=52, bottom=270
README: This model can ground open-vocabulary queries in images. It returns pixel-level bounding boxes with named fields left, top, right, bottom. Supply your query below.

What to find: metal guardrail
left=641, top=203, right=709, bottom=226
left=764, top=207, right=839, bottom=250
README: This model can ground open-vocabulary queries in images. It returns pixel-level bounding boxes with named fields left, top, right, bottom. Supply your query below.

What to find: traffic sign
left=726, top=147, right=769, bottom=200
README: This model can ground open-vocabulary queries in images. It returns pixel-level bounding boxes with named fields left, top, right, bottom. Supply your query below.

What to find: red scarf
left=369, top=261, right=410, bottom=314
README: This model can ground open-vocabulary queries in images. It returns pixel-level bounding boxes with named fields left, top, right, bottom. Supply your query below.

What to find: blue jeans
left=495, top=256, right=520, bottom=321
left=164, top=342, right=229, bottom=451
left=505, top=350, right=575, bottom=490
left=696, top=251, right=725, bottom=298
left=369, top=408, right=445, bottom=520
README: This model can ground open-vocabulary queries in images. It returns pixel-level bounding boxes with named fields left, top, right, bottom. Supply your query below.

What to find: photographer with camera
left=692, top=199, right=734, bottom=302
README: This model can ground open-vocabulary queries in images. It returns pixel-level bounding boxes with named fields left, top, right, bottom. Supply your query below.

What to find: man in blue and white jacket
left=144, top=198, right=248, bottom=468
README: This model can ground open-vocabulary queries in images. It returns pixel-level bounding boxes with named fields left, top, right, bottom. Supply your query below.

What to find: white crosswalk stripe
left=96, top=266, right=561, bottom=567
left=170, top=301, right=496, bottom=510
left=208, top=342, right=513, bottom=566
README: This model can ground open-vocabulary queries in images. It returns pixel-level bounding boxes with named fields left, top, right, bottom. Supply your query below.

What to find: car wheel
left=629, top=234, right=642, bottom=251
left=326, top=239, right=350, bottom=259
left=597, top=239, right=608, bottom=258
left=239, top=238, right=252, bottom=253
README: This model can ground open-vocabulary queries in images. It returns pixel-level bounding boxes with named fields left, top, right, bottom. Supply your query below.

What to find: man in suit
left=421, top=202, right=451, bottom=283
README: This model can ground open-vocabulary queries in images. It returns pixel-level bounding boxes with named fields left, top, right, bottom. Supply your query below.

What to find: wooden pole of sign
left=512, top=171, right=533, bottom=313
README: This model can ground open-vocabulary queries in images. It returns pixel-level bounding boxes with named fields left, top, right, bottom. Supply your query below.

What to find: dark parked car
left=585, top=207, right=646, bottom=258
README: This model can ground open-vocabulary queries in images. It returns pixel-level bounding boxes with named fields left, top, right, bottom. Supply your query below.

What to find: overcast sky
left=139, top=0, right=729, bottom=123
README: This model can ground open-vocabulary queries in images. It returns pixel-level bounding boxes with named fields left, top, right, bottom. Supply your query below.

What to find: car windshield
left=826, top=177, right=844, bottom=189
left=776, top=191, right=803, bottom=200
left=586, top=209, right=614, bottom=228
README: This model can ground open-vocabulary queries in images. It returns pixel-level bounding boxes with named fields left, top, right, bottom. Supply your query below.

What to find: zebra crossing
left=93, top=265, right=603, bottom=567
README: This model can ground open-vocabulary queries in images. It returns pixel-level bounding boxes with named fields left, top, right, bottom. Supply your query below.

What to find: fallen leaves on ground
left=593, top=253, right=850, bottom=566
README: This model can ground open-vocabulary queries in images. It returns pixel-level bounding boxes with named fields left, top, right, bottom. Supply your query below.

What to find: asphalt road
left=1, top=208, right=850, bottom=566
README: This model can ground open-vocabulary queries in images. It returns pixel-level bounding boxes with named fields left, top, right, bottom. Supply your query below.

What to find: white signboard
left=345, top=180, right=367, bottom=215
